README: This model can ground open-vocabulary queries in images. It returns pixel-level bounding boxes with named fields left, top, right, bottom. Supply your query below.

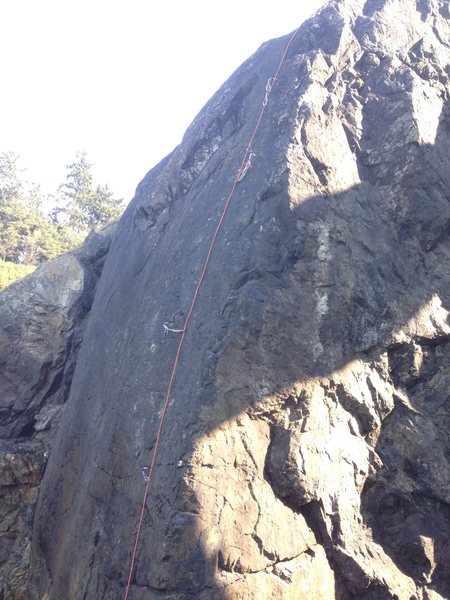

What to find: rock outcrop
left=1, top=0, right=448, bottom=598
left=0, top=229, right=114, bottom=599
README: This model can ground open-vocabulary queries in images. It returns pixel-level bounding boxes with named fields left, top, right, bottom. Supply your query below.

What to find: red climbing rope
left=124, top=25, right=301, bottom=599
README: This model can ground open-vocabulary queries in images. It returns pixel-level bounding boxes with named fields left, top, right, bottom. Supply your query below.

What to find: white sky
left=0, top=0, right=325, bottom=205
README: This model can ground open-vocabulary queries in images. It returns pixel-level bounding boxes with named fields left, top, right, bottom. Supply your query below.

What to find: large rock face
left=25, top=0, right=450, bottom=598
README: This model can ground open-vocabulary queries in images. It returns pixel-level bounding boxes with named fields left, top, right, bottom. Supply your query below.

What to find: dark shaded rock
left=0, top=440, right=46, bottom=600
left=0, top=227, right=115, bottom=596
left=0, top=228, right=114, bottom=442
left=362, top=337, right=450, bottom=594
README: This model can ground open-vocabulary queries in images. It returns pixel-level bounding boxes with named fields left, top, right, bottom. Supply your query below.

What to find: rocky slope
left=2, top=0, right=449, bottom=598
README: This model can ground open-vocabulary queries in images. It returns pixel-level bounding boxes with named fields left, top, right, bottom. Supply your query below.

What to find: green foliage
left=0, top=151, right=67, bottom=263
left=0, top=151, right=22, bottom=203
left=0, top=260, right=36, bottom=290
left=53, top=151, right=123, bottom=233
left=0, top=150, right=122, bottom=267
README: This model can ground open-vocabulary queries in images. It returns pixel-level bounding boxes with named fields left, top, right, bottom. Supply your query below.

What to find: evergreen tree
left=0, top=150, right=123, bottom=271
left=54, top=151, right=123, bottom=233
left=0, top=151, right=22, bottom=204
left=0, top=152, right=66, bottom=263
left=0, top=152, right=35, bottom=262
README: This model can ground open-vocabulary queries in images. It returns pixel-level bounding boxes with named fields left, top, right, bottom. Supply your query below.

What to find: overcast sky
left=1, top=0, right=325, bottom=204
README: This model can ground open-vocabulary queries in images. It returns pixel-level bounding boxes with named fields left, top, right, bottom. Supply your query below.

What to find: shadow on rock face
left=28, top=24, right=450, bottom=600
left=177, top=98, right=450, bottom=599
left=360, top=336, right=450, bottom=595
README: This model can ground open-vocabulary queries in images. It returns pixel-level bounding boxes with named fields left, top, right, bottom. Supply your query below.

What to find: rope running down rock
left=123, top=24, right=302, bottom=599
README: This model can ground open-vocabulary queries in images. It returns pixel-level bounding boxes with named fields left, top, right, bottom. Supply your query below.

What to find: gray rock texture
left=0, top=229, right=114, bottom=599
left=13, top=0, right=450, bottom=598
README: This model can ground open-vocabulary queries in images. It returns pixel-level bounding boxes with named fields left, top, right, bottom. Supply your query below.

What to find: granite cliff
left=1, top=0, right=449, bottom=598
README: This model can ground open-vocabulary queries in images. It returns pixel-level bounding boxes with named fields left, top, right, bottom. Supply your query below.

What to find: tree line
left=0, top=151, right=124, bottom=265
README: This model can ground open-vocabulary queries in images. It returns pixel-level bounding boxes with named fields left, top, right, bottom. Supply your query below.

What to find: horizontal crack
left=218, top=548, right=309, bottom=576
